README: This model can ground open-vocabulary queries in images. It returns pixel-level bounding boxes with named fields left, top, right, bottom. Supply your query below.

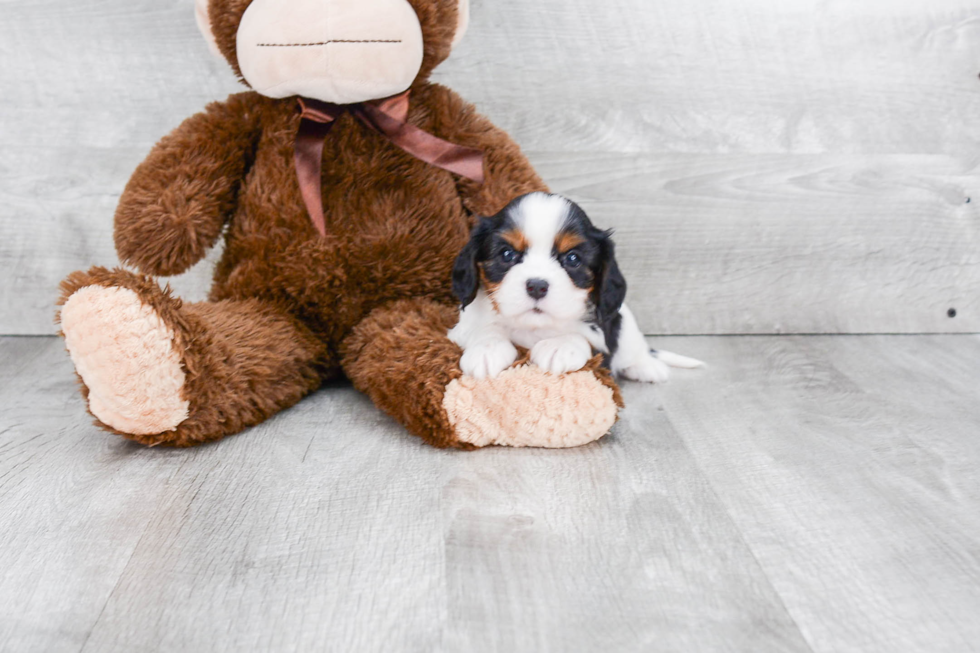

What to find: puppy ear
left=452, top=219, right=489, bottom=307
left=593, top=230, right=627, bottom=322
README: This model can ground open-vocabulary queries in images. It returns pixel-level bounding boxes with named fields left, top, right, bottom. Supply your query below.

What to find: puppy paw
left=619, top=354, right=670, bottom=383
left=530, top=335, right=592, bottom=376
left=460, top=340, right=519, bottom=379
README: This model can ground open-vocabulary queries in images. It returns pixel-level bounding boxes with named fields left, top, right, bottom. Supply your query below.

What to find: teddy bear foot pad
left=61, top=286, right=189, bottom=435
left=443, top=363, right=619, bottom=448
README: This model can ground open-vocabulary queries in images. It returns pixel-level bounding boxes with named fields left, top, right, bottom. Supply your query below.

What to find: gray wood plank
left=441, top=407, right=811, bottom=653
left=4, top=335, right=980, bottom=650
left=538, top=152, right=980, bottom=335
left=6, top=148, right=978, bottom=336
left=0, top=338, right=188, bottom=653
left=4, top=0, right=980, bottom=334
left=75, top=388, right=453, bottom=653
left=654, top=334, right=980, bottom=653
left=0, top=0, right=236, bottom=335
left=0, top=337, right=811, bottom=653
left=0, top=337, right=450, bottom=652
left=440, top=0, right=980, bottom=156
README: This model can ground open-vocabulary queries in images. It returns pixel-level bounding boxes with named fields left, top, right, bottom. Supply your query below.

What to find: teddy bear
left=55, top=0, right=624, bottom=449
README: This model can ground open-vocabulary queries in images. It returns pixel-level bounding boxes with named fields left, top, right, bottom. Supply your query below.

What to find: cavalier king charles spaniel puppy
left=449, top=192, right=704, bottom=380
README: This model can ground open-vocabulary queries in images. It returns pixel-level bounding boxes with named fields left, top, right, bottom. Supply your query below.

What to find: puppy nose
left=526, top=279, right=549, bottom=300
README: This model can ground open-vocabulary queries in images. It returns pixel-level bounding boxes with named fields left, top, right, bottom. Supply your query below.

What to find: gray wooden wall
left=2, top=0, right=979, bottom=335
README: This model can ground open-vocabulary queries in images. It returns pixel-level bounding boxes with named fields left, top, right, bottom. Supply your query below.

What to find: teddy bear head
left=195, top=0, right=470, bottom=105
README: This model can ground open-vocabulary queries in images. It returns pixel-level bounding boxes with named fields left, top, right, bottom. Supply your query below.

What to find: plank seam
left=659, top=410, right=821, bottom=653
left=76, top=525, right=151, bottom=653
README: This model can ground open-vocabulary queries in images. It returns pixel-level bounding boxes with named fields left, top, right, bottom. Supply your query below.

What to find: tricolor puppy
left=449, top=192, right=703, bottom=380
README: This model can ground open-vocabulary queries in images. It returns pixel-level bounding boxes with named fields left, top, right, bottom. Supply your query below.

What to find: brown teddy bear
left=55, top=0, right=623, bottom=449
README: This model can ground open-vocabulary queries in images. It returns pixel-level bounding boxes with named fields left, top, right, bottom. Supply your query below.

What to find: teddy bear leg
left=340, top=299, right=624, bottom=449
left=57, top=267, right=327, bottom=447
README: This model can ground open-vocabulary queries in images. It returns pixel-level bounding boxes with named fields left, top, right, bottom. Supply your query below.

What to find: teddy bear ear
left=451, top=0, right=470, bottom=49
left=194, top=0, right=223, bottom=58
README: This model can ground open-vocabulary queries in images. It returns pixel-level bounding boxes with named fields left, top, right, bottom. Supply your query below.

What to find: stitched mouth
left=257, top=39, right=403, bottom=48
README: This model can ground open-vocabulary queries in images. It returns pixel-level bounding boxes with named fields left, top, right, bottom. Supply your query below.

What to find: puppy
left=449, top=192, right=703, bottom=380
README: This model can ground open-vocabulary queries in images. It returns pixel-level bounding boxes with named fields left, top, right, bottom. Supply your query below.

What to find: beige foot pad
left=61, top=286, right=189, bottom=435
left=443, top=364, right=618, bottom=448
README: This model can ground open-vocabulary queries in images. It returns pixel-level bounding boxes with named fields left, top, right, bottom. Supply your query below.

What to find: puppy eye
left=563, top=252, right=582, bottom=268
left=499, top=248, right=518, bottom=263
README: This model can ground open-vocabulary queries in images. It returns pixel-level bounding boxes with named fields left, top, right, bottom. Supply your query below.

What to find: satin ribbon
left=294, top=90, right=485, bottom=237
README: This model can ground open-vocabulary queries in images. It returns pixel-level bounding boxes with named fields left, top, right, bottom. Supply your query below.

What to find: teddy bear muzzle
left=235, top=0, right=426, bottom=105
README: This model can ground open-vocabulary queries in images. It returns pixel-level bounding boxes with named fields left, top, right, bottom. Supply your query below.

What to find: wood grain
left=0, top=0, right=236, bottom=335
left=0, top=338, right=184, bottom=653
left=76, top=388, right=453, bottom=652
left=0, top=337, right=810, bottom=653
left=4, top=334, right=980, bottom=651
left=3, top=0, right=980, bottom=334
left=440, top=0, right=980, bottom=155
left=655, top=333, right=980, bottom=652
left=440, top=422, right=810, bottom=652
left=537, top=152, right=980, bottom=334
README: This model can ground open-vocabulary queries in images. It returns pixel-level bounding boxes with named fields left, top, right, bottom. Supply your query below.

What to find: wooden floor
left=2, top=334, right=978, bottom=652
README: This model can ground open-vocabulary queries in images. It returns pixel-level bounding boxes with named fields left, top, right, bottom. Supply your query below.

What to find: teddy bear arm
left=114, top=93, right=263, bottom=277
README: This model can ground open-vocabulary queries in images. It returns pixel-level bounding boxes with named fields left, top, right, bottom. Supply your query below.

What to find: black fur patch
left=558, top=200, right=628, bottom=367
left=600, top=311, right=623, bottom=369
left=592, top=235, right=626, bottom=323
left=451, top=204, right=522, bottom=305
left=451, top=220, right=491, bottom=306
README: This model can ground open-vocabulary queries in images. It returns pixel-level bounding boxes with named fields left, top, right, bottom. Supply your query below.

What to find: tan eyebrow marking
left=501, top=229, right=529, bottom=252
left=555, top=231, right=585, bottom=254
